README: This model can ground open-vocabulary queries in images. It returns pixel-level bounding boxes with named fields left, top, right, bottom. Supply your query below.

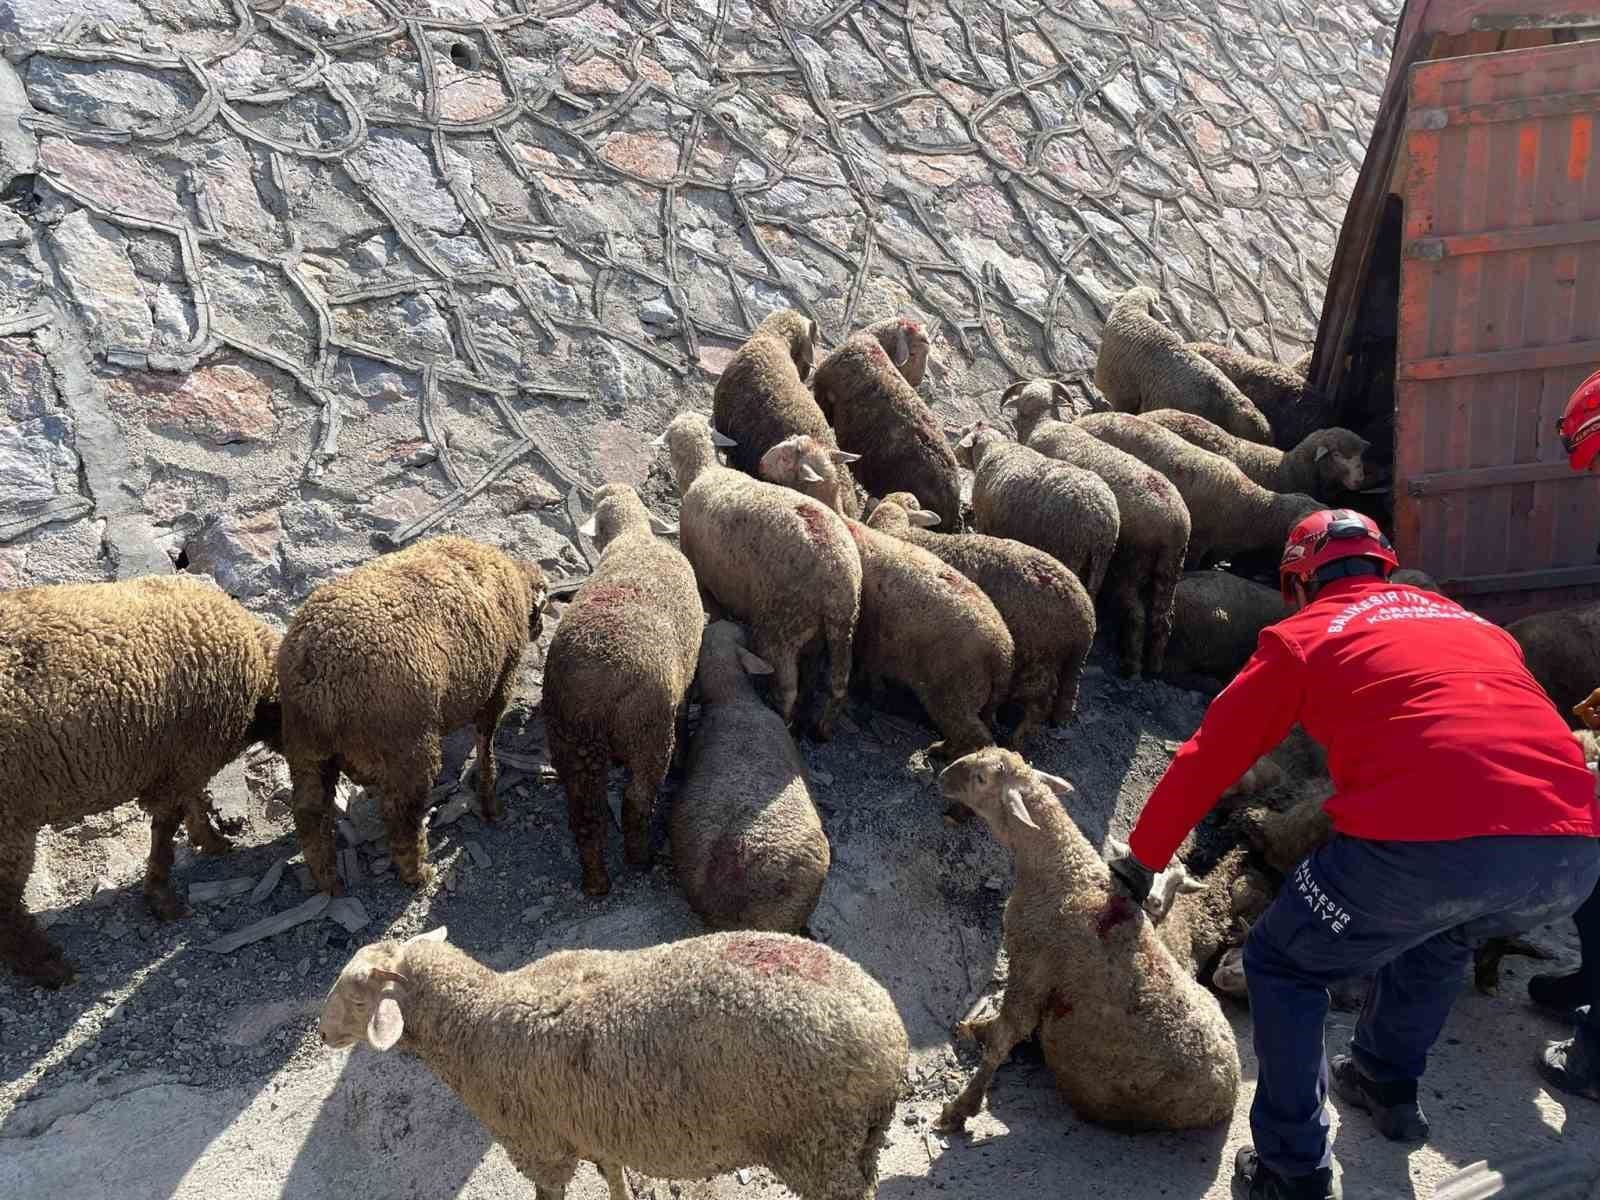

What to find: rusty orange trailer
left=1308, top=1, right=1600, bottom=622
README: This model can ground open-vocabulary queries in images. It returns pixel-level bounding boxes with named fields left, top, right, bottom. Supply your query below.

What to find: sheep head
left=658, top=412, right=734, bottom=492
left=938, top=747, right=1073, bottom=848
left=320, top=926, right=448, bottom=1052
left=1301, top=428, right=1368, bottom=495
left=697, top=620, right=774, bottom=701
left=580, top=483, right=655, bottom=552
left=869, top=492, right=940, bottom=536
left=1104, top=837, right=1203, bottom=920
left=515, top=559, right=550, bottom=640
left=951, top=419, right=1004, bottom=469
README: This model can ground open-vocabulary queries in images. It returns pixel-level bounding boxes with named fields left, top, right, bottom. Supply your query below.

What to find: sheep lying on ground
left=321, top=926, right=908, bottom=1200
left=813, top=333, right=963, bottom=530
left=867, top=492, right=1094, bottom=747
left=672, top=622, right=829, bottom=934
left=1160, top=570, right=1288, bottom=688
left=1506, top=601, right=1600, bottom=726
left=278, top=537, right=546, bottom=894
left=0, top=575, right=282, bottom=987
left=711, top=309, right=827, bottom=478
left=1095, top=288, right=1272, bottom=443
left=546, top=484, right=704, bottom=896
left=1187, top=341, right=1335, bottom=451
left=663, top=412, right=861, bottom=737
left=759, top=434, right=865, bottom=519
left=1141, top=846, right=1272, bottom=997
left=1004, top=382, right=1189, bottom=676
left=1140, top=409, right=1367, bottom=500
left=862, top=315, right=931, bottom=389
left=936, top=749, right=1239, bottom=1131
left=1075, top=412, right=1321, bottom=566
left=953, top=417, right=1119, bottom=596
left=846, top=517, right=1013, bottom=759
left=1232, top=794, right=1333, bottom=875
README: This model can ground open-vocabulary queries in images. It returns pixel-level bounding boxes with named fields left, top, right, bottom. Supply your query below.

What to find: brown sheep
left=1161, top=570, right=1288, bottom=688
left=812, top=332, right=963, bottom=530
left=278, top=537, right=546, bottom=893
left=1506, top=601, right=1600, bottom=727
left=545, top=484, right=704, bottom=895
left=867, top=492, right=1095, bottom=748
left=1140, top=409, right=1368, bottom=501
left=711, top=309, right=827, bottom=477
left=758, top=433, right=864, bottom=519
left=1095, top=288, right=1273, bottom=443
left=1187, top=341, right=1336, bottom=451
left=1, top=576, right=282, bottom=987
left=861, top=315, right=931, bottom=388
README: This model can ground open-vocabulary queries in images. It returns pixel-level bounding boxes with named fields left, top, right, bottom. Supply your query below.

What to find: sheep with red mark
left=711, top=308, right=832, bottom=479
left=1141, top=408, right=1368, bottom=501
left=662, top=412, right=861, bottom=738
left=936, top=748, right=1240, bottom=1131
left=866, top=492, right=1094, bottom=748
left=1095, top=287, right=1273, bottom=443
left=861, top=315, right=931, bottom=388
left=951, top=419, right=1119, bottom=596
left=320, top=926, right=908, bottom=1200
left=812, top=332, right=963, bottom=530
left=1187, top=341, right=1336, bottom=451
left=759, top=433, right=865, bottom=519
left=672, top=621, right=829, bottom=933
left=545, top=483, right=704, bottom=896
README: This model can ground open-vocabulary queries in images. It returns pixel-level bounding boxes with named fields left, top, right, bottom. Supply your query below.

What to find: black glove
left=1108, top=853, right=1155, bottom=905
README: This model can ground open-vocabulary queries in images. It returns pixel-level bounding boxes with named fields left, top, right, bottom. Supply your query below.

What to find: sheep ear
left=1032, top=769, right=1074, bottom=800
left=957, top=430, right=977, bottom=449
left=577, top=514, right=598, bottom=537
left=368, top=967, right=409, bottom=986
left=798, top=462, right=825, bottom=483
left=1178, top=874, right=1207, bottom=895
left=710, top=428, right=738, bottom=448
left=410, top=926, right=448, bottom=944
left=1004, top=786, right=1039, bottom=830
left=894, top=325, right=910, bottom=366
left=367, top=996, right=405, bottom=1051
left=909, top=508, right=941, bottom=528
left=737, top=648, right=774, bottom=676
left=648, top=514, right=678, bottom=536
left=999, top=382, right=1026, bottom=409
left=1314, top=444, right=1330, bottom=462
left=651, top=431, right=668, bottom=448
left=1051, top=381, right=1073, bottom=408
left=830, top=450, right=861, bottom=464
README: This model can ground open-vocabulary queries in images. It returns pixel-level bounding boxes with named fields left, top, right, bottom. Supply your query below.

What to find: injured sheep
left=812, top=332, right=963, bottom=530
left=1160, top=570, right=1288, bottom=689
left=936, top=749, right=1239, bottom=1131
left=1, top=575, right=282, bottom=987
left=672, top=621, right=829, bottom=934
left=545, top=484, right=704, bottom=896
left=278, top=536, right=546, bottom=894
left=1075, top=411, right=1322, bottom=567
left=846, top=517, right=1014, bottom=759
left=952, top=418, right=1119, bottom=596
left=321, top=926, right=908, bottom=1200
left=711, top=309, right=828, bottom=478
left=663, top=412, right=861, bottom=737
left=1139, top=845, right=1272, bottom=997
left=867, top=491, right=1095, bottom=748
left=1507, top=601, right=1600, bottom=726
left=1187, top=342, right=1336, bottom=452
left=1095, top=288, right=1273, bottom=443
left=1140, top=409, right=1367, bottom=501
left=862, top=315, right=931, bottom=389
left=759, top=433, right=865, bottom=519
left=1003, top=382, right=1189, bottom=677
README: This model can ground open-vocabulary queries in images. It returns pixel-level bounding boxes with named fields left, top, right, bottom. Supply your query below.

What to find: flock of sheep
left=4, top=285, right=1589, bottom=1199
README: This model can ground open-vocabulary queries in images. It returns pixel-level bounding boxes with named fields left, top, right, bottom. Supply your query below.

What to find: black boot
left=1537, top=1008, right=1600, bottom=1102
left=1234, top=1147, right=1341, bottom=1200
left=1528, top=969, right=1588, bottom=1017
left=1330, top=1055, right=1430, bottom=1143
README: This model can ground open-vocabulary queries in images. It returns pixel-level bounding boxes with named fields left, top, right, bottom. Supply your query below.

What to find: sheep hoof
left=623, top=840, right=653, bottom=870
left=582, top=870, right=612, bottom=897
left=8, top=940, right=75, bottom=989
left=399, top=863, right=434, bottom=889
left=146, top=891, right=189, bottom=923
left=934, top=1103, right=971, bottom=1133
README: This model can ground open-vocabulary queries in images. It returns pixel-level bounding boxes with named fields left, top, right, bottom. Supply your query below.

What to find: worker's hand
left=1107, top=851, right=1156, bottom=906
left=1573, top=688, right=1600, bottom=730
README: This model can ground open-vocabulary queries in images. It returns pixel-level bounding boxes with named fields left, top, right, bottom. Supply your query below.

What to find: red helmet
left=1558, top=368, right=1600, bottom=472
left=1279, top=509, right=1398, bottom=602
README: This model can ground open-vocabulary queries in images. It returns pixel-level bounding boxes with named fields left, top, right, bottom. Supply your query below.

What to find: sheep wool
left=1160, top=570, right=1289, bottom=688
left=759, top=433, right=864, bottom=519
left=1, top=575, right=281, bottom=987
left=711, top=308, right=828, bottom=477
left=546, top=483, right=704, bottom=896
left=320, top=927, right=908, bottom=1200
left=1187, top=341, right=1336, bottom=452
left=861, top=315, right=931, bottom=389
left=1506, top=600, right=1600, bottom=727
left=278, top=536, right=546, bottom=894
left=1140, top=409, right=1368, bottom=501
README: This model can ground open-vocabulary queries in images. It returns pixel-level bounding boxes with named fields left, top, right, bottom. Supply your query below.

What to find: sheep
left=1187, top=341, right=1336, bottom=452
left=845, top=517, right=1014, bottom=759
left=278, top=536, right=546, bottom=894
left=1074, top=411, right=1322, bottom=567
left=1, top=575, right=282, bottom=987
left=662, top=411, right=861, bottom=738
left=1150, top=848, right=1272, bottom=992
left=1231, top=794, right=1333, bottom=876
left=1160, top=570, right=1288, bottom=688
left=1139, top=409, right=1368, bottom=501
left=320, top=926, right=908, bottom=1200
left=1506, top=602, right=1600, bottom=725
left=936, top=748, right=1239, bottom=1132
left=865, top=491, right=1094, bottom=748
left=1000, top=382, right=1190, bottom=677
left=861, top=315, right=931, bottom=388
left=759, top=433, right=865, bottom=519
left=671, top=621, right=829, bottom=933
left=811, top=332, right=963, bottom=530
left=950, top=418, right=1119, bottom=596
left=1095, top=288, right=1273, bottom=443
left=545, top=484, right=704, bottom=896
left=1389, top=567, right=1441, bottom=591
left=711, top=308, right=827, bottom=477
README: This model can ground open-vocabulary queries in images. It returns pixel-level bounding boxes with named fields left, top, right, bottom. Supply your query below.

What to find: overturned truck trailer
left=1308, top=0, right=1600, bottom=622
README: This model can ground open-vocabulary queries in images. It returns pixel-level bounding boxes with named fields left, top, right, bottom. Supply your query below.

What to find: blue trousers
left=1245, top=834, right=1600, bottom=1178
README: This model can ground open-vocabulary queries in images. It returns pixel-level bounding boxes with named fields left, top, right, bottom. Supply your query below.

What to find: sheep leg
left=936, top=985, right=1039, bottom=1132
left=922, top=686, right=993, bottom=761
left=622, top=732, right=671, bottom=869
left=289, top=757, right=344, bottom=896
left=0, top=826, right=73, bottom=988
left=474, top=674, right=514, bottom=825
left=142, top=797, right=189, bottom=922
left=1106, top=570, right=1145, bottom=679
left=816, top=616, right=855, bottom=740
left=1143, top=549, right=1182, bottom=675
left=504, top=1142, right=576, bottom=1200
left=182, top=790, right=235, bottom=856
left=554, top=739, right=611, bottom=896
left=1051, top=646, right=1088, bottom=726
left=381, top=737, right=440, bottom=888
left=598, top=1162, right=633, bottom=1200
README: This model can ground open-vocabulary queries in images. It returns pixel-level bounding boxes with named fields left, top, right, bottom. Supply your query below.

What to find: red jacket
left=1129, top=577, right=1598, bottom=870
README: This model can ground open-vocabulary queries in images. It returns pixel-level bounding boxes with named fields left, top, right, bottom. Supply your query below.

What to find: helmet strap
left=1311, top=557, right=1386, bottom=588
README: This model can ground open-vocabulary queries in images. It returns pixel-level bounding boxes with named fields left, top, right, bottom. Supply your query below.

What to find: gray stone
left=348, top=132, right=464, bottom=235
left=188, top=511, right=283, bottom=599
left=0, top=207, right=28, bottom=249
left=639, top=293, right=680, bottom=333
left=25, top=58, right=197, bottom=133
left=0, top=0, right=139, bottom=41
left=48, top=211, right=154, bottom=352
left=151, top=285, right=196, bottom=346
left=0, top=425, right=62, bottom=503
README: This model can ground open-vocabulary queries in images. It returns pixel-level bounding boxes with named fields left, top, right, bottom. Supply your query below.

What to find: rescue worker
left=1107, top=509, right=1600, bottom=1200
left=1530, top=365, right=1600, bottom=1103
